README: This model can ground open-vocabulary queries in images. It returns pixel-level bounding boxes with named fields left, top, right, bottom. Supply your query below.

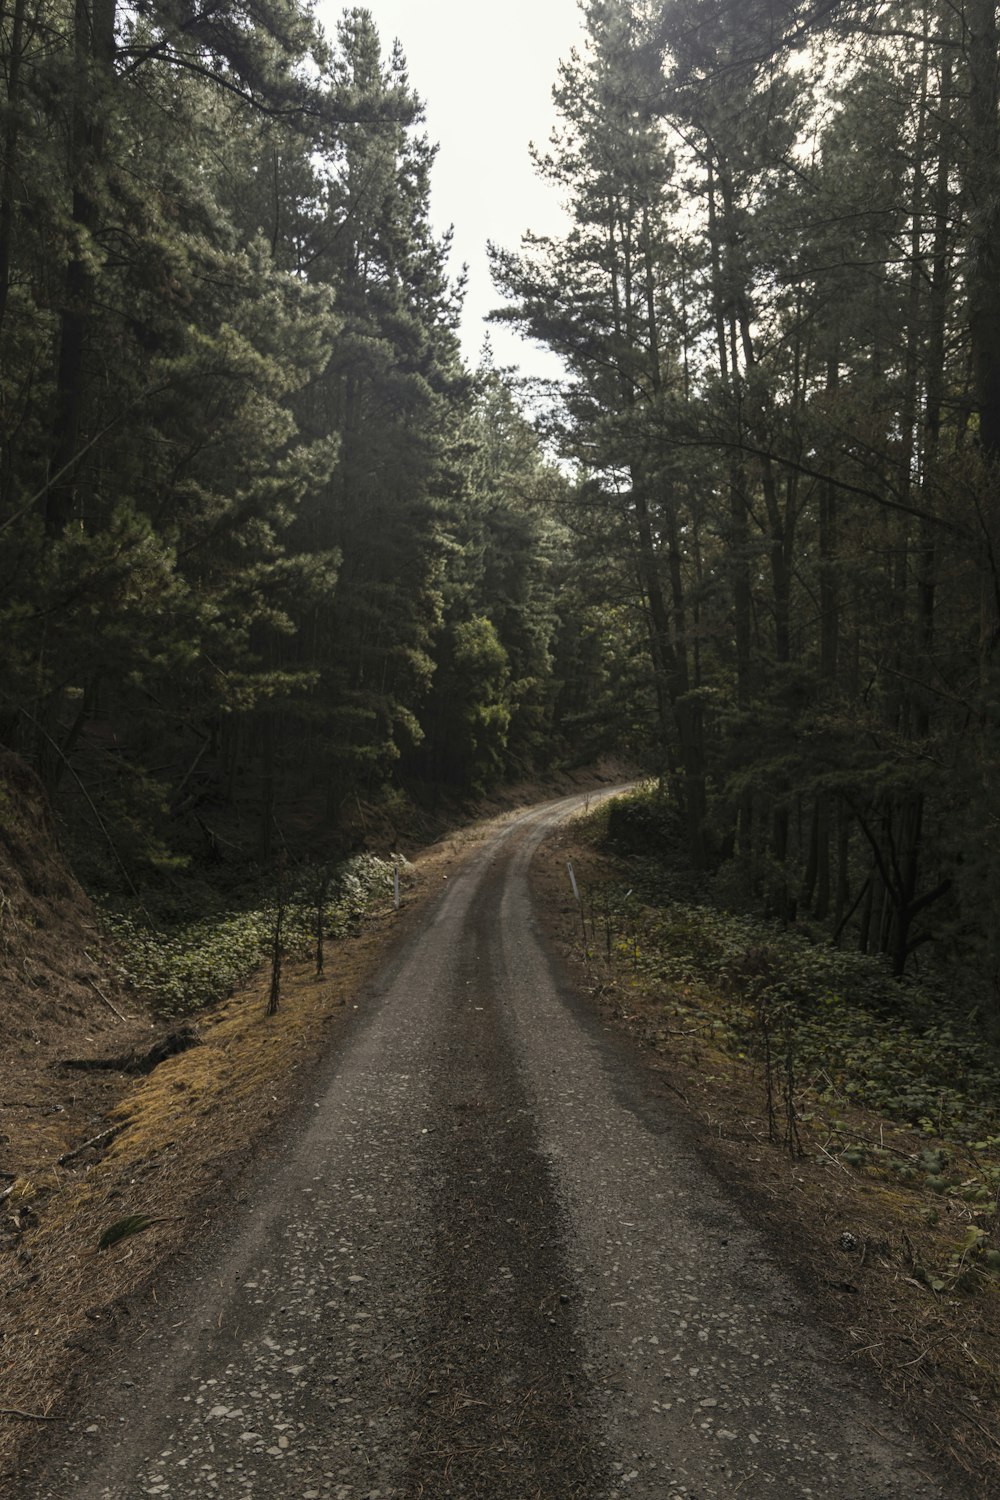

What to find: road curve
left=27, top=791, right=965, bottom=1499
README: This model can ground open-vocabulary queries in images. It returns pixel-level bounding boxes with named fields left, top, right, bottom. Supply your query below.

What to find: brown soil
left=531, top=819, right=1000, bottom=1498
left=0, top=751, right=154, bottom=1190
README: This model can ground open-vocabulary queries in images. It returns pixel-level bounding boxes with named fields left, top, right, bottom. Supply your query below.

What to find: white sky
left=314, top=0, right=586, bottom=380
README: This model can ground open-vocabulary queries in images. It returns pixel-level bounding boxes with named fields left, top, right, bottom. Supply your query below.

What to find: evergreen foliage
left=495, top=0, right=1000, bottom=1009
left=0, top=2, right=590, bottom=886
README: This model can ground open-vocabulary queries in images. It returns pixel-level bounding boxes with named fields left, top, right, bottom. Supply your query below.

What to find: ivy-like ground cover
left=574, top=793, right=1000, bottom=1294
left=101, top=854, right=401, bottom=1017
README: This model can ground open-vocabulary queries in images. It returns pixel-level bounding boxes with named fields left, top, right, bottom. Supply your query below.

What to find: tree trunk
left=0, top=0, right=27, bottom=342
left=967, top=0, right=1000, bottom=464
left=833, top=800, right=850, bottom=935
left=46, top=0, right=117, bottom=535
left=259, top=712, right=275, bottom=864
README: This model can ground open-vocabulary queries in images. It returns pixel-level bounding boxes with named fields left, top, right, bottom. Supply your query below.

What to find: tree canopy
left=0, top=1, right=591, bottom=880
left=494, top=0, right=1000, bottom=995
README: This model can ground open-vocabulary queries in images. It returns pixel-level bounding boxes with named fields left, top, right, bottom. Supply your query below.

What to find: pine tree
left=493, top=0, right=710, bottom=863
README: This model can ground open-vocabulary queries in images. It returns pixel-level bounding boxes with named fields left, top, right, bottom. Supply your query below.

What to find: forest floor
left=2, top=769, right=997, bottom=1494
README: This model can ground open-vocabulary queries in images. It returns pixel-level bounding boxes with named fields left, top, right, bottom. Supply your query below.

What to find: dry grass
left=0, top=747, right=153, bottom=1188
left=0, top=892, right=423, bottom=1478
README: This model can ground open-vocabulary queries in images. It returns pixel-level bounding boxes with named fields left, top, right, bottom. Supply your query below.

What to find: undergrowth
left=100, top=853, right=400, bottom=1017
left=575, top=790, right=1000, bottom=1293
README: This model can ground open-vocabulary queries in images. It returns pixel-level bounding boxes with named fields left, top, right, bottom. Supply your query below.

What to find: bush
left=102, top=853, right=399, bottom=1017
left=601, top=880, right=1000, bottom=1144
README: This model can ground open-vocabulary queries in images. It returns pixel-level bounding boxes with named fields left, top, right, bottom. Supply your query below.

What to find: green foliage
left=490, top=0, right=1000, bottom=980
left=2, top=0, right=566, bottom=876
left=456, top=364, right=568, bottom=773
left=103, top=855, right=395, bottom=1017
left=418, top=615, right=512, bottom=793
left=608, top=879, right=1000, bottom=1143
left=580, top=787, right=1000, bottom=1168
left=97, top=1214, right=163, bottom=1251
left=603, top=782, right=685, bottom=860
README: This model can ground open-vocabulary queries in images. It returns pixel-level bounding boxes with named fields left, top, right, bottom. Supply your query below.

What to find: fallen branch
left=817, top=1141, right=852, bottom=1175
left=61, top=1026, right=200, bottom=1077
left=0, top=1408, right=63, bottom=1422
left=86, top=976, right=131, bottom=1024
left=58, top=1123, right=125, bottom=1167
left=656, top=1076, right=691, bottom=1106
left=821, top=1121, right=916, bottom=1161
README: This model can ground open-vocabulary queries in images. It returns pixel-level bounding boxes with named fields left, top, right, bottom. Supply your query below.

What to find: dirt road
left=26, top=792, right=966, bottom=1498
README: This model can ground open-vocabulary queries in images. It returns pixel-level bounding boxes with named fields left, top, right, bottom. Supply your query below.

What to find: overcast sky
left=314, top=1, right=586, bottom=379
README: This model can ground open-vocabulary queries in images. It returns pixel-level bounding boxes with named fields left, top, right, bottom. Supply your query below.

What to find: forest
left=2, top=0, right=1000, bottom=1012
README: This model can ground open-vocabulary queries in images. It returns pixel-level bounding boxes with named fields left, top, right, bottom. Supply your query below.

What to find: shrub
left=102, top=854, right=399, bottom=1017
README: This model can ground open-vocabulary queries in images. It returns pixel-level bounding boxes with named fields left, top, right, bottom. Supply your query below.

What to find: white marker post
left=393, top=862, right=400, bottom=910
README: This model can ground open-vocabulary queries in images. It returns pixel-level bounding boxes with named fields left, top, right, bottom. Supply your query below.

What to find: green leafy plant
left=102, top=854, right=399, bottom=1017
left=97, top=1213, right=164, bottom=1251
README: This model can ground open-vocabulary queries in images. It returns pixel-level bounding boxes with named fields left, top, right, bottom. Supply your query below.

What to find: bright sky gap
left=315, top=1, right=586, bottom=378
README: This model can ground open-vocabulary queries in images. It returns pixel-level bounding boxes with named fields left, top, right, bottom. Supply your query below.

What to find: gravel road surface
left=26, top=792, right=966, bottom=1499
